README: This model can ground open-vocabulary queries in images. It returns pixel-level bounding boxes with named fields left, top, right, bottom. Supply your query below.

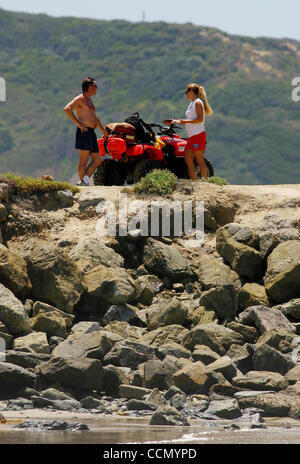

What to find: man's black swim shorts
left=75, top=127, right=99, bottom=153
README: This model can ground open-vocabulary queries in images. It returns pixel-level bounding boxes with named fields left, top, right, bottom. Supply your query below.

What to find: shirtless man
left=64, top=77, right=108, bottom=186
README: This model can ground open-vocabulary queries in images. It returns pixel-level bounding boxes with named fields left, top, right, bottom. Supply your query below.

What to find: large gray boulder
left=232, top=370, right=289, bottom=391
left=206, top=355, right=239, bottom=381
left=238, top=283, right=270, bottom=311
left=273, top=299, right=300, bottom=321
left=69, top=237, right=124, bottom=272
left=252, top=344, right=294, bottom=375
left=196, top=254, right=241, bottom=290
left=82, top=265, right=136, bottom=313
left=142, top=358, right=178, bottom=390
left=199, top=286, right=238, bottom=320
left=216, top=223, right=264, bottom=281
left=136, top=274, right=163, bottom=306
left=0, top=283, right=31, bottom=335
left=36, top=356, right=104, bottom=390
left=182, top=322, right=244, bottom=355
left=143, top=238, right=194, bottom=282
left=0, top=244, right=32, bottom=299
left=146, top=298, right=187, bottom=330
left=23, top=242, right=86, bottom=313
left=52, top=330, right=122, bottom=360
left=150, top=406, right=190, bottom=426
left=13, top=332, right=50, bottom=354
left=264, top=241, right=300, bottom=304
left=103, top=340, right=155, bottom=369
left=0, top=361, right=36, bottom=399
left=142, top=324, right=190, bottom=348
left=238, top=305, right=296, bottom=335
left=172, top=361, right=211, bottom=394
left=206, top=399, right=242, bottom=419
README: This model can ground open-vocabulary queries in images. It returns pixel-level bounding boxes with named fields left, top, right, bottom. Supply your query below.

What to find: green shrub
left=0, top=173, right=80, bottom=194
left=199, top=176, right=228, bottom=186
left=133, top=169, right=177, bottom=195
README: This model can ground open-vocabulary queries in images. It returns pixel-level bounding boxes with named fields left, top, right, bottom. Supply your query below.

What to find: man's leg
left=194, top=149, right=207, bottom=179
left=78, top=150, right=90, bottom=180
left=85, top=152, right=102, bottom=178
left=185, top=149, right=197, bottom=180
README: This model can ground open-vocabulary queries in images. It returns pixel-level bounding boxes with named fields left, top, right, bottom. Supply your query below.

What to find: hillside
left=0, top=8, right=299, bottom=184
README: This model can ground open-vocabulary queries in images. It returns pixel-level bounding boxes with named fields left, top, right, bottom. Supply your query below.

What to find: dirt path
left=7, top=183, right=300, bottom=253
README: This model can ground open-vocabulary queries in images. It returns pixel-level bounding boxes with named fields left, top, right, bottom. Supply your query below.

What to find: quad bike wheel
left=129, top=159, right=166, bottom=184
left=93, top=159, right=126, bottom=186
left=194, top=157, right=214, bottom=178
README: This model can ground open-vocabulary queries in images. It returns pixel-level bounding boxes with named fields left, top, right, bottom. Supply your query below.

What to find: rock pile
left=1, top=183, right=300, bottom=426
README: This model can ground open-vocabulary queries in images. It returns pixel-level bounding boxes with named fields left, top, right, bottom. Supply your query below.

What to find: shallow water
left=1, top=415, right=300, bottom=444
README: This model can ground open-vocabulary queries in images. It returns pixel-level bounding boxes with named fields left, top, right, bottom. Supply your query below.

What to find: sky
left=0, top=0, right=300, bottom=42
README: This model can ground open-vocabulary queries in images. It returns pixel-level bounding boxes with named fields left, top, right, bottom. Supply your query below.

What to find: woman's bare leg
left=185, top=149, right=196, bottom=180
left=194, top=149, right=207, bottom=179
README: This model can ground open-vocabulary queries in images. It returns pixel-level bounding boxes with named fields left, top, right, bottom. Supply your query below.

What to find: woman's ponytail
left=198, top=86, right=213, bottom=116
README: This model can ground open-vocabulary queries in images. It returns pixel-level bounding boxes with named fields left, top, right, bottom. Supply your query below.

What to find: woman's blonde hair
left=186, top=83, right=213, bottom=115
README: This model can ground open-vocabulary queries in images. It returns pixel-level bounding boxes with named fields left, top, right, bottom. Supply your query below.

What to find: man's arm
left=97, top=117, right=108, bottom=138
left=64, top=96, right=87, bottom=132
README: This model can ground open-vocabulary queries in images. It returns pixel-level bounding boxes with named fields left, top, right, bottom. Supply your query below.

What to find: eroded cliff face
left=1, top=181, right=300, bottom=422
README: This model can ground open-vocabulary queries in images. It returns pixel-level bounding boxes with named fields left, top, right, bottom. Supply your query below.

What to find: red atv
left=93, top=113, right=214, bottom=186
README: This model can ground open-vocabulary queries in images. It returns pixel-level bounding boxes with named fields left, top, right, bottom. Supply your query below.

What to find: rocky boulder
left=273, top=299, right=300, bottom=321
left=0, top=361, right=36, bottom=399
left=143, top=238, right=194, bottom=282
left=146, top=298, right=187, bottom=330
left=238, top=283, right=270, bottom=311
left=135, top=274, right=163, bottom=306
left=0, top=283, right=31, bottom=335
left=69, top=237, right=124, bottom=272
left=183, top=322, right=244, bottom=355
left=81, top=265, right=136, bottom=313
left=252, top=344, right=294, bottom=375
left=264, top=241, right=300, bottom=304
left=255, top=329, right=296, bottom=354
left=206, top=399, right=242, bottom=419
left=142, top=324, right=190, bottom=348
left=238, top=305, right=296, bottom=335
left=103, top=340, right=155, bottom=369
left=13, top=332, right=50, bottom=354
left=232, top=370, right=289, bottom=391
left=0, top=244, right=32, bottom=299
left=157, top=343, right=191, bottom=360
left=142, top=359, right=177, bottom=390
left=52, top=330, right=122, bottom=360
left=36, top=356, right=104, bottom=390
left=23, top=242, right=86, bottom=313
left=216, top=223, right=264, bottom=281
left=172, top=361, right=212, bottom=394
left=30, top=311, right=68, bottom=339
left=199, top=285, right=238, bottom=320
left=150, top=406, right=190, bottom=426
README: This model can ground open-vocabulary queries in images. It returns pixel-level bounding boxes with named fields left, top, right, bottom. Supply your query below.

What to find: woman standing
left=171, top=83, right=213, bottom=180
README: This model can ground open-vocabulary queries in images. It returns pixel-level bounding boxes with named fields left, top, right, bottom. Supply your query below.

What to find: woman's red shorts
left=186, top=131, right=206, bottom=150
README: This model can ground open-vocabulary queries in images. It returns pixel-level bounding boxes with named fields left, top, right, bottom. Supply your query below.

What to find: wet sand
left=1, top=409, right=300, bottom=444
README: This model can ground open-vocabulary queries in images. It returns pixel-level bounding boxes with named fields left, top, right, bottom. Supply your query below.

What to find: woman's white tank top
left=185, top=98, right=205, bottom=137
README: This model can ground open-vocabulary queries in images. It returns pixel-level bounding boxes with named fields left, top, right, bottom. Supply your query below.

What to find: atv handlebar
left=149, top=122, right=181, bottom=136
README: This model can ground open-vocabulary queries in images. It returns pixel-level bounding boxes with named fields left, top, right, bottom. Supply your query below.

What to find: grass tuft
left=0, top=173, right=79, bottom=194
left=133, top=169, right=178, bottom=195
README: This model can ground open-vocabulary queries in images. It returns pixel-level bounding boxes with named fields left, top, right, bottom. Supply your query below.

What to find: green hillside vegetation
left=0, top=8, right=299, bottom=184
